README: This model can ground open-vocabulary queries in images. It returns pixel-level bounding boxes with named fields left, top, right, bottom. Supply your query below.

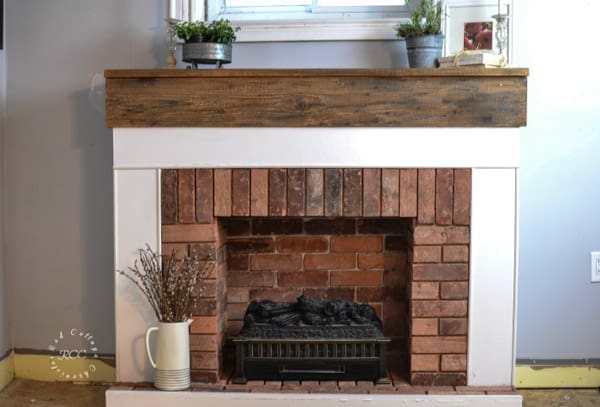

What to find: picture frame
left=444, top=1, right=513, bottom=63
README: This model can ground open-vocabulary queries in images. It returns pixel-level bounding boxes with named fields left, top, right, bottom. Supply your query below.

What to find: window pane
left=227, top=0, right=311, bottom=6
left=318, top=0, right=404, bottom=5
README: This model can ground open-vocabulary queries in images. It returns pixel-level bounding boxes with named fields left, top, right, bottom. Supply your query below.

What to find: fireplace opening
left=221, top=217, right=411, bottom=383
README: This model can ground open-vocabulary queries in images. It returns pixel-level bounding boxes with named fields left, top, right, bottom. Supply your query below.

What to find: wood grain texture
left=105, top=69, right=528, bottom=128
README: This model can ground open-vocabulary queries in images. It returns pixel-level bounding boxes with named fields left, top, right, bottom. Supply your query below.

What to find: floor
left=0, top=380, right=598, bottom=407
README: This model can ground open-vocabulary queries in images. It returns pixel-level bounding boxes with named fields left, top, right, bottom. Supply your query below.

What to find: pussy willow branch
left=117, top=244, right=215, bottom=322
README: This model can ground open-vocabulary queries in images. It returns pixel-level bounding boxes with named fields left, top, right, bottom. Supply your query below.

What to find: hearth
left=232, top=296, right=390, bottom=383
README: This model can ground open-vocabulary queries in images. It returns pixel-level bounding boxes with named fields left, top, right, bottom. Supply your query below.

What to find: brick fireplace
left=161, top=167, right=471, bottom=386
left=105, top=68, right=527, bottom=406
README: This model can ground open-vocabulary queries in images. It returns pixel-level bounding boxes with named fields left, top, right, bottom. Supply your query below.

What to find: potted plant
left=395, top=0, right=444, bottom=68
left=175, top=19, right=239, bottom=68
left=118, top=246, right=214, bottom=390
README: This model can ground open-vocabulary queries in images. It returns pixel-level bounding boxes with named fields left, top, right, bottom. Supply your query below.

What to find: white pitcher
left=145, top=320, right=192, bottom=391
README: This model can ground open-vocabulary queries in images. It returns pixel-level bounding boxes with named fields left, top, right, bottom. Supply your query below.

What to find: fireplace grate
left=233, top=338, right=390, bottom=384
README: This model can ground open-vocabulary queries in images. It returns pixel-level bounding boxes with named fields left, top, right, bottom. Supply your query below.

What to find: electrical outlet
left=592, top=252, right=600, bottom=283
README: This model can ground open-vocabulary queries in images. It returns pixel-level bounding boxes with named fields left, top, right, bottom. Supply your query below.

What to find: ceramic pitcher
left=145, top=320, right=192, bottom=391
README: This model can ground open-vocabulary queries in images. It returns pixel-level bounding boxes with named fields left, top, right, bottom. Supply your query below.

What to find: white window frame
left=180, top=0, right=410, bottom=42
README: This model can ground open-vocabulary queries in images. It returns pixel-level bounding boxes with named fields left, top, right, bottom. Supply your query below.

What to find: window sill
left=232, top=18, right=405, bottom=42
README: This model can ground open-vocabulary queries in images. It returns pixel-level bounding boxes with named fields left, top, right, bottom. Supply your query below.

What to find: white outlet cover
left=592, top=252, right=600, bottom=283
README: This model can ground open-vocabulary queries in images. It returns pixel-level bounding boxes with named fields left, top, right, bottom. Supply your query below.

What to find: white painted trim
left=113, top=128, right=520, bottom=170
left=468, top=168, right=517, bottom=386
left=106, top=389, right=522, bottom=407
left=114, top=168, right=161, bottom=382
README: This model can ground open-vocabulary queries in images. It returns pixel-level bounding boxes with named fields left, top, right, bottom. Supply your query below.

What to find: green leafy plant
left=174, top=19, right=239, bottom=44
left=396, top=0, right=443, bottom=39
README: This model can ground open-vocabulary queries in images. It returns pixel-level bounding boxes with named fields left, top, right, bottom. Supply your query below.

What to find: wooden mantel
left=104, top=68, right=528, bottom=128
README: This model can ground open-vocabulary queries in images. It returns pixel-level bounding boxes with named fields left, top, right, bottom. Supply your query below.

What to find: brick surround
left=161, top=168, right=471, bottom=386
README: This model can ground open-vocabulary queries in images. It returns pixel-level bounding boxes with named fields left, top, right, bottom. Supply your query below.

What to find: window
left=179, top=0, right=409, bottom=41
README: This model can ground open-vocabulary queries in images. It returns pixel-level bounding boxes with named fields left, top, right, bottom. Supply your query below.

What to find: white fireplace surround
left=111, top=127, right=521, bottom=406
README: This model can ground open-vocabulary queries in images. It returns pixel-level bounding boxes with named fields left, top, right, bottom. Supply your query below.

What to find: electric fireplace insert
left=232, top=295, right=391, bottom=384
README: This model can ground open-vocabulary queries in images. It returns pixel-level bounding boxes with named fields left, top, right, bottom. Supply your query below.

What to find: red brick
left=412, top=300, right=467, bottom=318
left=227, top=303, right=248, bottom=320
left=412, top=264, right=468, bottom=281
left=305, top=219, right=356, bottom=235
left=276, top=237, right=328, bottom=253
left=412, top=246, right=442, bottom=263
left=252, top=218, right=303, bottom=235
left=439, top=318, right=468, bottom=335
left=191, top=351, right=218, bottom=370
left=436, top=169, right=454, bottom=225
left=221, top=219, right=250, bottom=236
left=228, top=271, right=276, bottom=287
left=193, top=299, right=217, bottom=316
left=443, top=245, right=469, bottom=263
left=363, top=169, right=381, bottom=217
left=453, top=169, right=471, bottom=226
left=411, top=336, right=467, bottom=354
left=269, top=169, right=287, bottom=216
left=227, top=287, right=249, bottom=303
left=331, top=236, right=382, bottom=252
left=162, top=243, right=188, bottom=260
left=161, top=169, right=178, bottom=224
left=400, top=169, right=418, bottom=218
left=330, top=270, right=382, bottom=286
left=370, top=303, right=383, bottom=320
left=306, top=169, right=324, bottom=216
left=249, top=288, right=303, bottom=302
left=226, top=320, right=244, bottom=337
left=278, top=271, right=329, bottom=287
left=228, top=238, right=275, bottom=254
left=178, top=169, right=196, bottom=223
left=413, top=226, right=470, bottom=245
left=382, top=169, right=400, bottom=217
left=411, top=282, right=439, bottom=300
left=251, top=254, right=302, bottom=271
left=190, top=371, right=220, bottom=384
left=357, top=219, right=408, bottom=234
left=189, top=243, right=216, bottom=260
left=440, top=282, right=469, bottom=300
left=411, top=373, right=466, bottom=386
left=227, top=254, right=249, bottom=271
left=214, top=169, right=232, bottom=216
left=418, top=169, right=436, bottom=224
left=250, top=169, right=269, bottom=216
left=383, top=269, right=408, bottom=288
left=441, top=354, right=467, bottom=371
left=195, top=169, right=213, bottom=223
left=287, top=169, right=306, bottom=216
left=343, top=169, right=363, bottom=216
left=358, top=253, right=406, bottom=270
left=412, top=318, right=438, bottom=335
left=232, top=169, right=250, bottom=216
left=304, top=253, right=356, bottom=270
left=385, top=235, right=407, bottom=251
left=162, top=224, right=217, bottom=243
left=357, top=287, right=404, bottom=302
left=411, top=354, right=439, bottom=372
left=190, top=317, right=217, bottom=334
left=324, top=169, right=343, bottom=216
left=303, top=287, right=355, bottom=301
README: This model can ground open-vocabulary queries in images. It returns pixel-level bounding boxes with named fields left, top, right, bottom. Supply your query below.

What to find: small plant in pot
left=396, top=0, right=444, bottom=68
left=175, top=19, right=239, bottom=69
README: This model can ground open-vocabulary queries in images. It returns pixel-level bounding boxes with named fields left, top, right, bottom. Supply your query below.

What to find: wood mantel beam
left=105, top=68, right=528, bottom=128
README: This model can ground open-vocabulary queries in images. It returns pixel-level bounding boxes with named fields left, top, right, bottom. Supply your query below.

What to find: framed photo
left=444, top=1, right=513, bottom=63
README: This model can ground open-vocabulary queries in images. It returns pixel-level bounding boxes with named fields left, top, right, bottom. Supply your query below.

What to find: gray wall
left=1, top=40, right=12, bottom=356
left=4, top=0, right=599, bottom=360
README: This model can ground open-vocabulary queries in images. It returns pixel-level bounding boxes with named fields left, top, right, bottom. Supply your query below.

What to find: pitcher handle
left=145, top=326, right=159, bottom=368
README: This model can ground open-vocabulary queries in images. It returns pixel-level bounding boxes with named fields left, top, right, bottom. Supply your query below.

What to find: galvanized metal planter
left=182, top=42, right=232, bottom=69
left=405, top=35, right=444, bottom=68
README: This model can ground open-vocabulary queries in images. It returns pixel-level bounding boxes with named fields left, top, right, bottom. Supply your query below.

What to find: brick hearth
left=161, top=168, right=471, bottom=386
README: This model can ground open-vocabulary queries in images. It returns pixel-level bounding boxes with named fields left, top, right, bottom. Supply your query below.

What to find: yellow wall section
left=516, top=365, right=600, bottom=388
left=14, top=354, right=115, bottom=383
left=0, top=352, right=15, bottom=391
